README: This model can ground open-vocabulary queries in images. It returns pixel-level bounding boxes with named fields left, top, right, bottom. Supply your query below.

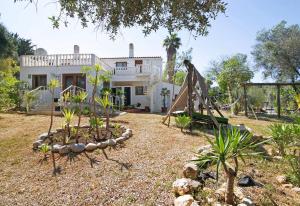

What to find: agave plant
left=95, top=91, right=112, bottom=131
left=175, top=115, right=191, bottom=132
left=62, top=108, right=74, bottom=144
left=194, top=128, right=264, bottom=205
left=72, top=91, right=88, bottom=143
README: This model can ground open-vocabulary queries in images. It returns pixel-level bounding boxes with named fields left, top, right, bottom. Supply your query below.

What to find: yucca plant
left=95, top=91, right=112, bottom=131
left=269, top=123, right=294, bottom=156
left=40, top=144, right=50, bottom=160
left=72, top=91, right=88, bottom=143
left=194, top=128, right=264, bottom=205
left=175, top=115, right=191, bottom=132
left=62, top=108, right=74, bottom=144
left=116, top=88, right=124, bottom=111
left=23, top=91, right=36, bottom=113
left=48, top=79, right=59, bottom=175
left=82, top=64, right=104, bottom=139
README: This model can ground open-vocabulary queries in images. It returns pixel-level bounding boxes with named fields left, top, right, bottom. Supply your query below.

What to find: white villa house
left=19, top=44, right=180, bottom=113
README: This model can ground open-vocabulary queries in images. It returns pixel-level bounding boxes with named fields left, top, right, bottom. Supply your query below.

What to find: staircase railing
left=59, top=85, right=86, bottom=106
left=23, top=86, right=51, bottom=110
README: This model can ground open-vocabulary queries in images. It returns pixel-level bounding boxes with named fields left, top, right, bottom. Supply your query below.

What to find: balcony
left=20, top=54, right=96, bottom=67
left=112, top=65, right=152, bottom=76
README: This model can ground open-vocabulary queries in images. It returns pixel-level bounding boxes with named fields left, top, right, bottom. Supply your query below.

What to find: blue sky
left=1, top=0, right=300, bottom=82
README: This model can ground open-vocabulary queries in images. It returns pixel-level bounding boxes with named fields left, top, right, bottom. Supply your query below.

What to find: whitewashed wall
left=151, top=82, right=181, bottom=113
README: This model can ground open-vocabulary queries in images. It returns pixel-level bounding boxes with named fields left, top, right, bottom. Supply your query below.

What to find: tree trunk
left=75, top=103, right=82, bottom=143
left=227, top=86, right=236, bottom=115
left=92, top=72, right=100, bottom=139
left=48, top=91, right=54, bottom=135
left=167, top=47, right=176, bottom=83
left=105, top=108, right=110, bottom=132
left=225, top=170, right=235, bottom=205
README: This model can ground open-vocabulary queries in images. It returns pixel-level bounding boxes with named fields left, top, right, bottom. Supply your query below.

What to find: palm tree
left=163, top=33, right=181, bottom=83
left=95, top=91, right=112, bottom=132
left=160, top=88, right=170, bottom=112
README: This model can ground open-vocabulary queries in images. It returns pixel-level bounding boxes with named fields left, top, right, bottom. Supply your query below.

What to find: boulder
left=70, top=143, right=85, bottom=153
left=52, top=144, right=62, bottom=153
left=126, top=129, right=133, bottom=136
left=189, top=180, right=201, bottom=190
left=197, top=145, right=212, bottom=154
left=236, top=124, right=252, bottom=133
left=172, top=178, right=191, bottom=196
left=240, top=197, right=254, bottom=206
left=37, top=133, right=48, bottom=141
left=85, top=143, right=98, bottom=152
left=282, top=183, right=293, bottom=189
left=97, top=142, right=108, bottom=149
left=215, top=183, right=244, bottom=201
left=174, top=194, right=198, bottom=206
left=276, top=175, right=286, bottom=184
left=116, top=136, right=127, bottom=143
left=183, top=163, right=198, bottom=179
left=33, top=140, right=43, bottom=149
left=59, top=145, right=70, bottom=154
left=122, top=131, right=130, bottom=138
left=106, top=139, right=117, bottom=146
left=292, top=187, right=300, bottom=193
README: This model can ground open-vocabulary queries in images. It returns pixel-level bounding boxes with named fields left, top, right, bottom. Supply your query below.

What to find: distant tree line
left=0, top=22, right=35, bottom=111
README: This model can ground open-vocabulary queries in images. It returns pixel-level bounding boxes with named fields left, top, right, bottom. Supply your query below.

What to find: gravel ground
left=0, top=113, right=204, bottom=206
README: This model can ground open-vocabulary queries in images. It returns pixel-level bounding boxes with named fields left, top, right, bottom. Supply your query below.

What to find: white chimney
left=129, top=43, right=134, bottom=58
left=74, top=45, right=80, bottom=54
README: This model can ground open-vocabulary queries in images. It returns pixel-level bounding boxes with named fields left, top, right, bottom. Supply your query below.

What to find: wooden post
left=243, top=85, right=248, bottom=117
left=187, top=65, right=193, bottom=131
left=277, top=85, right=281, bottom=118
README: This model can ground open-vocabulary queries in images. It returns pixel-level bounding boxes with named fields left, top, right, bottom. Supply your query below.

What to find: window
left=32, top=75, right=47, bottom=89
left=135, top=86, right=144, bottom=95
left=116, top=62, right=127, bottom=68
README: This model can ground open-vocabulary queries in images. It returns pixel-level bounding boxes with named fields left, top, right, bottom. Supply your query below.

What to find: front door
left=63, top=74, right=86, bottom=90
left=124, top=87, right=131, bottom=106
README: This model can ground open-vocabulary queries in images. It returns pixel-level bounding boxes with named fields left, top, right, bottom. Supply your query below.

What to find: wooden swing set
left=162, top=60, right=227, bottom=129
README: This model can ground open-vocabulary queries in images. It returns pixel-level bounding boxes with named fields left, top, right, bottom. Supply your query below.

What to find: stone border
left=33, top=125, right=133, bottom=154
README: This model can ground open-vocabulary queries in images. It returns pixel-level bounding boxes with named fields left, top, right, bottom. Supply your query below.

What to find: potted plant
left=160, top=87, right=170, bottom=113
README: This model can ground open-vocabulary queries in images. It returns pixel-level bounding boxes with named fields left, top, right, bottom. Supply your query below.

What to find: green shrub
left=285, top=155, right=300, bottom=186
left=175, top=115, right=191, bottom=132
left=269, top=123, right=294, bottom=156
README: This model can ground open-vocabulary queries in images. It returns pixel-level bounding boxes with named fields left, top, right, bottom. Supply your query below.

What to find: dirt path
left=0, top=113, right=205, bottom=206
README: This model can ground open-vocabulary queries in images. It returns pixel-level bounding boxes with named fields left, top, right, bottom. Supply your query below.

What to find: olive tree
left=16, top=0, right=227, bottom=39
left=207, top=54, right=254, bottom=115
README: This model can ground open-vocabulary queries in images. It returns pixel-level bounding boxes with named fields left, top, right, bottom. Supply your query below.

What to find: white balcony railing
left=112, top=65, right=152, bottom=76
left=20, top=54, right=96, bottom=67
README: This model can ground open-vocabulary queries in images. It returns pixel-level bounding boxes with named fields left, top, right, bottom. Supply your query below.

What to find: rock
left=189, top=180, right=201, bottom=190
left=70, top=143, right=85, bottom=153
left=106, top=139, right=117, bottom=146
left=52, top=144, right=62, bottom=153
left=238, top=175, right=263, bottom=187
left=240, top=197, right=254, bottom=206
left=197, top=145, right=212, bottom=154
left=236, top=124, right=252, bottom=133
left=56, top=128, right=64, bottom=132
left=85, top=143, right=98, bottom=152
left=174, top=194, right=197, bottom=206
left=276, top=175, right=286, bottom=184
left=116, top=136, right=127, bottom=143
left=183, top=163, right=198, bottom=179
left=81, top=124, right=90, bottom=128
left=58, top=145, right=70, bottom=154
left=126, top=128, right=133, bottom=136
left=121, top=131, right=130, bottom=138
left=172, top=178, right=191, bottom=196
left=97, top=142, right=108, bottom=149
left=215, top=187, right=226, bottom=201
left=282, top=183, right=293, bottom=189
left=215, top=183, right=244, bottom=201
left=37, top=133, right=48, bottom=141
left=273, top=156, right=283, bottom=160
left=33, top=140, right=43, bottom=149
left=292, top=187, right=300, bottom=193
